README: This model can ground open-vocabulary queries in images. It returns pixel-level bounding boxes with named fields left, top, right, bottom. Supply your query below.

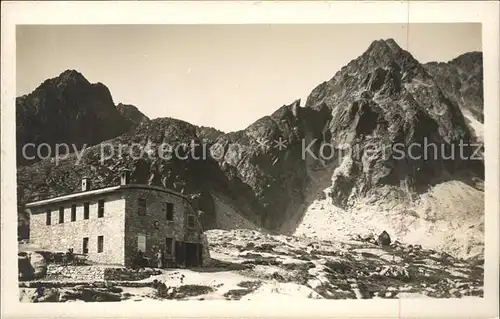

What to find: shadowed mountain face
left=16, top=70, right=144, bottom=166
left=424, top=52, right=483, bottom=123
left=16, top=39, right=484, bottom=255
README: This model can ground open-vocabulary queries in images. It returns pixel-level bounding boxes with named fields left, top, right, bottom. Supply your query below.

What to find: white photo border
left=1, top=1, right=499, bottom=318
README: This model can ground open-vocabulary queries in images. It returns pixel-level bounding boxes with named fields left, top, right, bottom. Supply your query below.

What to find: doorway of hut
left=184, top=242, right=203, bottom=267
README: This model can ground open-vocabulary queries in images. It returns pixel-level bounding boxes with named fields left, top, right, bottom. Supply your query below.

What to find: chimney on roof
left=81, top=177, right=91, bottom=191
left=121, top=169, right=131, bottom=185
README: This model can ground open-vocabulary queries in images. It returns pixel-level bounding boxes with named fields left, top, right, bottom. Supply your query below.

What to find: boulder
left=59, top=287, right=122, bottom=302
left=18, top=252, right=47, bottom=281
left=254, top=243, right=276, bottom=253
left=224, top=289, right=252, bottom=300
left=377, top=231, right=391, bottom=246
left=19, top=288, right=38, bottom=303
left=271, top=272, right=286, bottom=282
left=36, top=288, right=60, bottom=302
left=18, top=255, right=35, bottom=281
left=379, top=265, right=411, bottom=282
left=325, top=261, right=351, bottom=274
left=30, top=252, right=48, bottom=278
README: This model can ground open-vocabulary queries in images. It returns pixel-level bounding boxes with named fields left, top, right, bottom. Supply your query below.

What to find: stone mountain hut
left=25, top=170, right=207, bottom=268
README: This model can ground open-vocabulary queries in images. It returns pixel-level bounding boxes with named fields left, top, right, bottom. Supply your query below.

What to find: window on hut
left=165, top=202, right=174, bottom=221
left=138, top=198, right=146, bottom=216
left=83, top=202, right=90, bottom=220
left=97, top=236, right=104, bottom=253
left=59, top=207, right=64, bottom=224
left=187, top=215, right=195, bottom=229
left=71, top=204, right=77, bottom=222
left=98, top=199, right=105, bottom=218
left=82, top=237, right=89, bottom=254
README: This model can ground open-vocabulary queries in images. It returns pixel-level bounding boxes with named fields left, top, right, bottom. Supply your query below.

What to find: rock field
left=19, top=229, right=483, bottom=302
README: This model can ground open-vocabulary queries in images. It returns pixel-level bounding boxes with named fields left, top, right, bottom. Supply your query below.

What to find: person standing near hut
left=156, top=249, right=164, bottom=269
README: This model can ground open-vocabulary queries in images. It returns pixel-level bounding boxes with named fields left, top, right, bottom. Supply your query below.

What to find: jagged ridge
left=424, top=52, right=483, bottom=123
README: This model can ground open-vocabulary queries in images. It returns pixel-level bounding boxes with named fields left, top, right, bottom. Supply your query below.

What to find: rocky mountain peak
left=384, top=38, right=403, bottom=51
left=33, top=69, right=91, bottom=94
left=297, top=39, right=482, bottom=235
left=355, top=38, right=414, bottom=70
left=16, top=70, right=135, bottom=166
left=366, top=38, right=403, bottom=56
left=58, top=69, right=88, bottom=83
left=306, top=39, right=429, bottom=110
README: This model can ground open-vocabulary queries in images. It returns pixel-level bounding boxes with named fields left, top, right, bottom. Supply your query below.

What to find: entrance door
left=175, top=241, right=185, bottom=266
left=185, top=243, right=202, bottom=267
left=197, top=244, right=203, bottom=266
left=164, top=237, right=174, bottom=267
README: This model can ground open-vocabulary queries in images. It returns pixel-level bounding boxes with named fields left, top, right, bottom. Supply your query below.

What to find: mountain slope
left=195, top=126, right=225, bottom=144
left=116, top=103, right=150, bottom=126
left=294, top=177, right=484, bottom=258
left=16, top=70, right=136, bottom=166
